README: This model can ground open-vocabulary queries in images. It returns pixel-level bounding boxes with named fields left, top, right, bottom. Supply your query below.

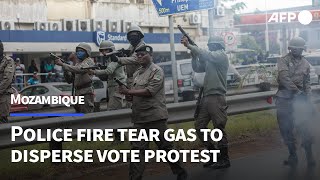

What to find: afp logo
left=268, top=10, right=313, bottom=25
left=95, top=31, right=106, bottom=46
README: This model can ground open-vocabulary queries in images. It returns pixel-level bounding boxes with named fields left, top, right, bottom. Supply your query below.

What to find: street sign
left=151, top=0, right=215, bottom=16
left=224, top=32, right=236, bottom=46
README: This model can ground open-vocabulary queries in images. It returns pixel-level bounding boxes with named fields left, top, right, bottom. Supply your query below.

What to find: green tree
left=221, top=0, right=247, bottom=12
left=239, top=35, right=261, bottom=51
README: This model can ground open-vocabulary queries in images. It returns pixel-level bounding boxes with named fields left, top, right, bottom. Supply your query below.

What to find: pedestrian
left=119, top=45, right=187, bottom=180
left=28, top=59, right=39, bottom=80
left=276, top=36, right=315, bottom=167
left=55, top=42, right=95, bottom=113
left=0, top=40, right=15, bottom=124
left=27, top=72, right=39, bottom=85
left=28, top=59, right=39, bottom=74
left=15, top=58, right=25, bottom=90
left=181, top=36, right=230, bottom=169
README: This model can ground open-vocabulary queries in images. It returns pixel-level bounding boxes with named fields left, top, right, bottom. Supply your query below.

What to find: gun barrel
left=50, top=53, right=67, bottom=63
left=177, top=25, right=196, bottom=46
left=80, top=66, right=99, bottom=70
left=114, top=78, right=128, bottom=89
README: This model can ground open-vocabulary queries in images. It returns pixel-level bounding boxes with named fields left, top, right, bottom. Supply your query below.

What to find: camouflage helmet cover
left=76, top=42, right=92, bottom=56
left=208, top=36, right=225, bottom=49
left=127, top=24, right=144, bottom=38
left=288, top=37, right=306, bottom=49
left=99, top=40, right=115, bottom=51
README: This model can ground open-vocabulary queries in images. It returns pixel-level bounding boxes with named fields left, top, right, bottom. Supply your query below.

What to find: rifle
left=178, top=25, right=197, bottom=46
left=114, top=78, right=128, bottom=89
left=49, top=53, right=67, bottom=64
left=80, top=64, right=108, bottom=70
left=104, top=48, right=131, bottom=58
left=194, top=87, right=204, bottom=119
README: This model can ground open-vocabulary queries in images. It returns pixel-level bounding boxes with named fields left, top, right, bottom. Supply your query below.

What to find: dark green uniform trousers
left=129, top=120, right=185, bottom=180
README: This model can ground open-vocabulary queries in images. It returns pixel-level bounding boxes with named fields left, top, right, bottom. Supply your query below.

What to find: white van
left=158, top=59, right=241, bottom=101
left=157, top=59, right=195, bottom=101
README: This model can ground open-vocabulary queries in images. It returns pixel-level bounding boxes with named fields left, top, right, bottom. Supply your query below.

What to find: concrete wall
left=0, top=0, right=47, bottom=22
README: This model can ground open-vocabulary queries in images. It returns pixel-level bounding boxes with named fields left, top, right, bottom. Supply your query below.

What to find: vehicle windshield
left=53, top=85, right=72, bottom=92
left=180, top=63, right=192, bottom=75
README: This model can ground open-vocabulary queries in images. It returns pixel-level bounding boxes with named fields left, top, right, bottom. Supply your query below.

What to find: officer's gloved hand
left=110, top=54, right=119, bottom=62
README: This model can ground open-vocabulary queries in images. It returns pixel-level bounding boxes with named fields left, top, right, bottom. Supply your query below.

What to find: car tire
left=182, top=91, right=195, bottom=102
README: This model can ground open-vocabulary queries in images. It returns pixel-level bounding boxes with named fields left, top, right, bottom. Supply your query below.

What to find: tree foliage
left=221, top=0, right=247, bottom=12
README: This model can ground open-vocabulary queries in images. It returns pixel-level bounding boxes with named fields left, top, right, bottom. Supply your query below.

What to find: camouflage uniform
left=0, top=55, right=15, bottom=123
left=276, top=53, right=312, bottom=143
left=117, top=25, right=146, bottom=88
left=186, top=36, right=230, bottom=168
left=95, top=60, right=126, bottom=110
left=118, top=40, right=145, bottom=88
left=95, top=40, right=126, bottom=110
left=62, top=43, right=95, bottom=113
left=276, top=36, right=315, bottom=167
left=129, top=46, right=186, bottom=180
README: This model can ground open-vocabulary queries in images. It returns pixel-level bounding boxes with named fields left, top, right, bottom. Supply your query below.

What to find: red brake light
left=267, top=96, right=273, bottom=104
left=177, top=79, right=183, bottom=87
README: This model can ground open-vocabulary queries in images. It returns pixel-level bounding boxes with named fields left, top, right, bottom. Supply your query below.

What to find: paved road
left=146, top=145, right=320, bottom=180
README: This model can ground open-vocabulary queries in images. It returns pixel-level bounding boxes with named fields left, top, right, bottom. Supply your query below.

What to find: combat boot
left=211, top=147, right=231, bottom=169
left=304, top=144, right=316, bottom=168
left=176, top=169, right=188, bottom=180
left=203, top=145, right=219, bottom=168
left=283, top=143, right=298, bottom=167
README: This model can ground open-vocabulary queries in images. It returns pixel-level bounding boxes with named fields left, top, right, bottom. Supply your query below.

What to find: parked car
left=92, top=76, right=107, bottom=102
left=19, top=77, right=107, bottom=110
left=10, top=87, right=28, bottom=112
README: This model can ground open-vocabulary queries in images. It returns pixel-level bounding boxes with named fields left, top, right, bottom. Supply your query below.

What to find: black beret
left=135, top=45, right=153, bottom=54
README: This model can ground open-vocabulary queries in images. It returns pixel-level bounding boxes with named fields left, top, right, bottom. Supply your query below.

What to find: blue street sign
left=151, top=0, right=215, bottom=16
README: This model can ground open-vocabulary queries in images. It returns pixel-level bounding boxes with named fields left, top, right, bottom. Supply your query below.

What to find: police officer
left=110, top=24, right=145, bottom=88
left=276, top=37, right=315, bottom=167
left=55, top=42, right=95, bottom=113
left=89, top=40, right=126, bottom=110
left=0, top=40, right=15, bottom=124
left=119, top=45, right=187, bottom=180
left=181, top=36, right=230, bottom=169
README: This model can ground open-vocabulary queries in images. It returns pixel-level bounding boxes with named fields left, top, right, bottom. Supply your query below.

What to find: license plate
left=183, top=80, right=191, bottom=86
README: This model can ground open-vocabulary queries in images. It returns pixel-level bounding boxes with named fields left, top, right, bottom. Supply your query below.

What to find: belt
left=75, top=82, right=92, bottom=90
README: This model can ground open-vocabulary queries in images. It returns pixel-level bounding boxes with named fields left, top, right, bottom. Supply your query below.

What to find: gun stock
left=177, top=25, right=197, bottom=46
